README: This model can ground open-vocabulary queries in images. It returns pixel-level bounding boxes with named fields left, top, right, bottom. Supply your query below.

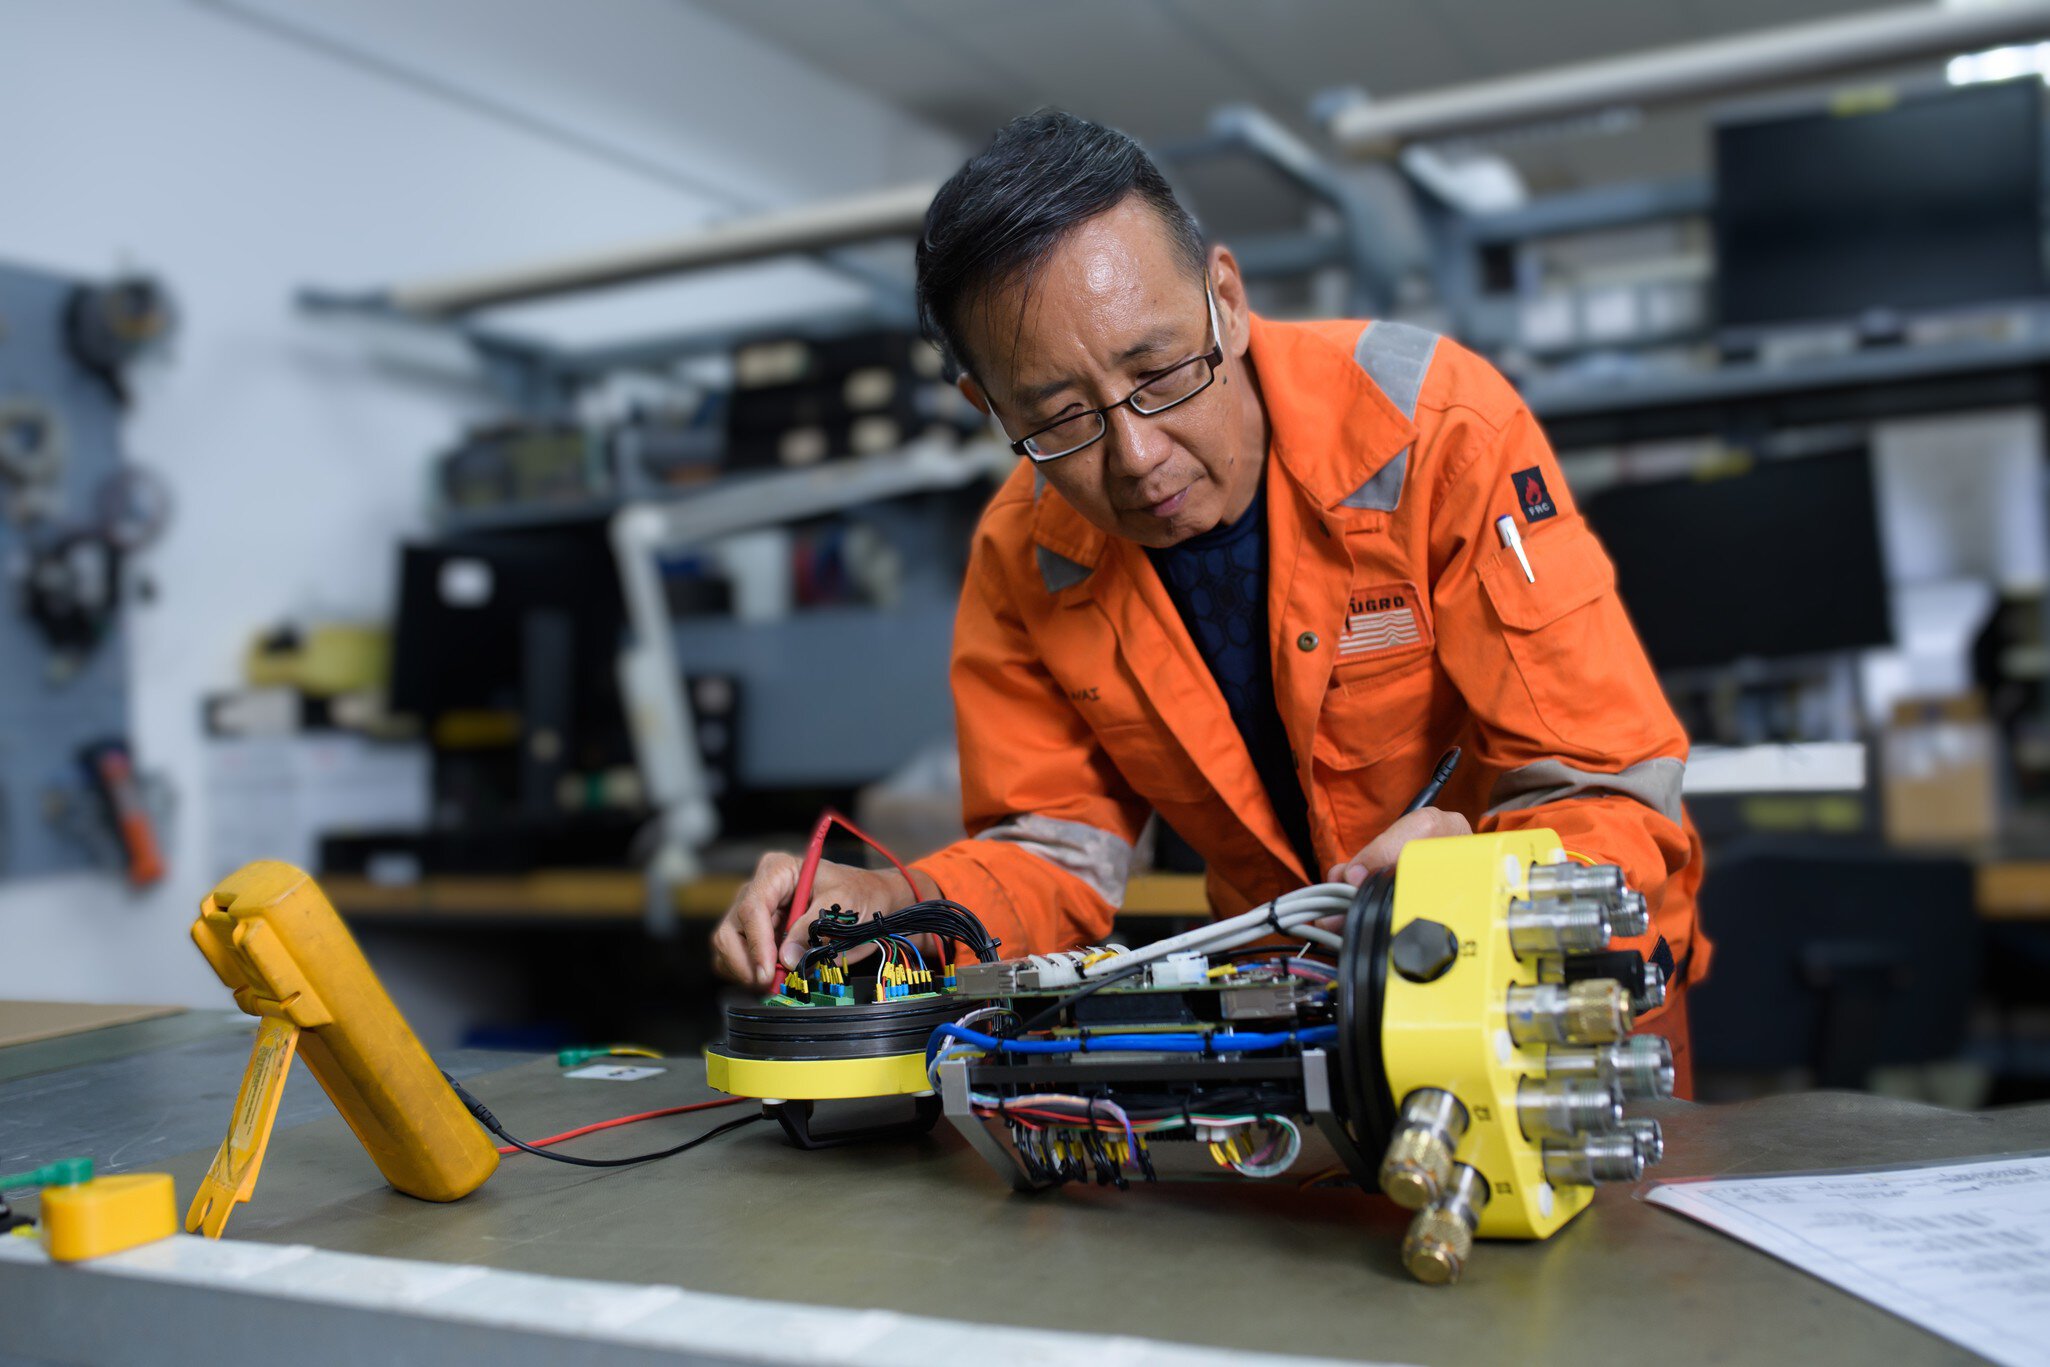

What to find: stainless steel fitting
left=1541, top=1035, right=1675, bottom=1100
left=1517, top=1076, right=1624, bottom=1141
left=1541, top=1132, right=1645, bottom=1186
left=1506, top=898, right=1613, bottom=958
left=1525, top=862, right=1626, bottom=902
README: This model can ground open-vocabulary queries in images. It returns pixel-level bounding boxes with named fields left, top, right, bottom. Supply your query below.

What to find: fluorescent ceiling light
left=1947, top=40, right=2050, bottom=84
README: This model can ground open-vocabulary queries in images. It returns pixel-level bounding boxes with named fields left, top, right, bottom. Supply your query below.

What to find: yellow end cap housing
left=42, top=1173, right=177, bottom=1262
left=705, top=1048, right=933, bottom=1100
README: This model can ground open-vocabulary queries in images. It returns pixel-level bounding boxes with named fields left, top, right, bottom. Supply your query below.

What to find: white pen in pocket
left=1495, top=514, right=1536, bottom=583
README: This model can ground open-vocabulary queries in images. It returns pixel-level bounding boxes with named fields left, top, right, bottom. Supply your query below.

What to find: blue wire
left=929, top=1023, right=1336, bottom=1059
left=890, top=936, right=927, bottom=971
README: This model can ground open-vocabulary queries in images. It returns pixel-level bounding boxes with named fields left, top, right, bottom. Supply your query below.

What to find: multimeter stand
left=186, top=1014, right=301, bottom=1238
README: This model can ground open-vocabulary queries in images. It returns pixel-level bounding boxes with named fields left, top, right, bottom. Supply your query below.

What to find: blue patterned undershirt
left=1144, top=478, right=1316, bottom=876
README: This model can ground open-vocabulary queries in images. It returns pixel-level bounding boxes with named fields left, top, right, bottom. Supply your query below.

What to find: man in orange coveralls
left=711, top=111, right=1707, bottom=1090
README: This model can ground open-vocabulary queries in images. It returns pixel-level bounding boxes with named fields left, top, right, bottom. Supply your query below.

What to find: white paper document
left=1645, top=1154, right=2050, bottom=1367
left=564, top=1063, right=666, bottom=1082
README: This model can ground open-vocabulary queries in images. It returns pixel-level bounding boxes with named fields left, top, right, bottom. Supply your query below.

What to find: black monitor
left=1714, top=80, right=2046, bottom=330
left=1582, top=447, right=1892, bottom=672
left=390, top=527, right=633, bottom=824
left=1689, top=841, right=1978, bottom=1088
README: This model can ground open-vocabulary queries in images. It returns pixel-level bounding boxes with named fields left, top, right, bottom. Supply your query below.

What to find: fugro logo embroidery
left=1340, top=589, right=1422, bottom=659
left=1512, top=466, right=1557, bottom=523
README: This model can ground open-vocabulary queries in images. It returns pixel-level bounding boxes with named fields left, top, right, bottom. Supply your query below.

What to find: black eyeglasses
left=1001, top=287, right=1225, bottom=464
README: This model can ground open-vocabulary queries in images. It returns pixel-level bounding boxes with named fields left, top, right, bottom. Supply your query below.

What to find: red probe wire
left=772, top=807, right=922, bottom=995
left=493, top=1095, right=747, bottom=1156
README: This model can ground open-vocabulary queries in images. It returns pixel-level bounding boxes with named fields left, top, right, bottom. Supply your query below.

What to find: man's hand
left=1325, top=807, right=1471, bottom=887
left=709, top=854, right=939, bottom=991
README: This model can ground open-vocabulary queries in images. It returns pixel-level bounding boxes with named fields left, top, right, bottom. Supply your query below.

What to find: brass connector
left=1564, top=979, right=1633, bottom=1043
left=1507, top=980, right=1634, bottom=1047
left=1378, top=1088, right=1469, bottom=1209
left=1401, top=1206, right=1473, bottom=1285
left=1379, top=1126, right=1454, bottom=1211
left=1400, top=1164, right=1489, bottom=1286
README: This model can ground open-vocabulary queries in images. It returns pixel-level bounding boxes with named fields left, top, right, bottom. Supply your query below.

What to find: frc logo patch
left=1340, top=589, right=1423, bottom=659
left=1512, top=466, right=1558, bottom=523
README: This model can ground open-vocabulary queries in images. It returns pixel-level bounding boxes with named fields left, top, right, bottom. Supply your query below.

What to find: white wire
left=1229, top=1115, right=1304, bottom=1179
left=925, top=1004, right=1021, bottom=1089
left=951, top=1005, right=1019, bottom=1034
left=1288, top=924, right=1345, bottom=951
left=1079, top=883, right=1358, bottom=978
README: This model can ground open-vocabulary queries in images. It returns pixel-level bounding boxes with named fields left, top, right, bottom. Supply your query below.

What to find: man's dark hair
left=915, top=109, right=1205, bottom=381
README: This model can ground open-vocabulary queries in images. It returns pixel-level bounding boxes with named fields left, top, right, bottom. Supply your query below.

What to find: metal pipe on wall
left=1325, top=1, right=2050, bottom=156
left=388, top=180, right=940, bottom=317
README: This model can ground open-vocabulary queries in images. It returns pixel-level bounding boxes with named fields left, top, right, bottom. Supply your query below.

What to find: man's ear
left=1209, top=244, right=1252, bottom=360
left=957, top=374, right=993, bottom=417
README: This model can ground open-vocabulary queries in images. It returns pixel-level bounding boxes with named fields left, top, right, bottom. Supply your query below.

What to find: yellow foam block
left=42, top=1173, right=177, bottom=1262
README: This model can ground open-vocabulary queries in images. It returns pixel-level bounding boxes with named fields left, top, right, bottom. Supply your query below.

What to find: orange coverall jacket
left=913, top=313, right=1709, bottom=1044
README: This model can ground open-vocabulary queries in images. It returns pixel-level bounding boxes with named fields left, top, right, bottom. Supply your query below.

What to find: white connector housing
left=1149, top=952, right=1210, bottom=990
left=1026, top=954, right=1083, bottom=989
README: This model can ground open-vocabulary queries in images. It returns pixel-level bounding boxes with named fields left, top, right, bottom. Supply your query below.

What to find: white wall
left=0, top=0, right=960, bottom=1008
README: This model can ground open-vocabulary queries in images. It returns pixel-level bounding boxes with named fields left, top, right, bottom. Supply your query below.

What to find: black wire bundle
left=796, top=897, right=1001, bottom=977
left=443, top=1073, right=765, bottom=1168
left=998, top=1085, right=1301, bottom=1188
left=1000, top=1086, right=1295, bottom=1128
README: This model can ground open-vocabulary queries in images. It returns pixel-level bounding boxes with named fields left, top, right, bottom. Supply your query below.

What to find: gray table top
left=6, top=1012, right=2045, bottom=1365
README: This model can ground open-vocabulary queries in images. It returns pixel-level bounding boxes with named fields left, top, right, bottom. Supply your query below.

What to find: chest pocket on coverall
left=1475, top=515, right=1653, bottom=755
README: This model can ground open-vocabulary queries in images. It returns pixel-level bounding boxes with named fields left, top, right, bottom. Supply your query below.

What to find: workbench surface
left=3, top=1011, right=2040, bottom=1365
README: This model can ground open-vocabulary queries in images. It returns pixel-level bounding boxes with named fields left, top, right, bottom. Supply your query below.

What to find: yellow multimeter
left=187, top=861, right=498, bottom=1235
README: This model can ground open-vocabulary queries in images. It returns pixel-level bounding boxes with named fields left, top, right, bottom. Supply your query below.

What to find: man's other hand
left=1325, top=807, right=1472, bottom=887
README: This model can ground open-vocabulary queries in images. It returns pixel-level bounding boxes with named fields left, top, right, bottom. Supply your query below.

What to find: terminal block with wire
left=930, top=829, right=1672, bottom=1285
left=706, top=894, right=1001, bottom=1147
left=704, top=807, right=1007, bottom=1148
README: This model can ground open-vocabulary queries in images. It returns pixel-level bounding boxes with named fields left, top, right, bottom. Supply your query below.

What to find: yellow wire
left=1205, top=964, right=1238, bottom=980
left=605, top=1045, right=664, bottom=1060
left=1561, top=849, right=1599, bottom=866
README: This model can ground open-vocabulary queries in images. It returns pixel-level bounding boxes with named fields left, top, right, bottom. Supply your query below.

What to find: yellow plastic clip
left=186, top=1014, right=299, bottom=1238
